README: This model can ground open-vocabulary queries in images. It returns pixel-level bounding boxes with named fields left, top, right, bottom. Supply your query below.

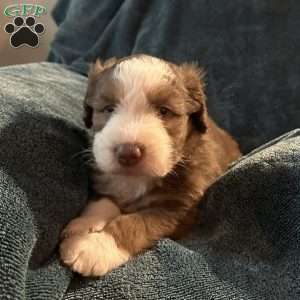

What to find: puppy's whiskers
left=70, top=148, right=94, bottom=166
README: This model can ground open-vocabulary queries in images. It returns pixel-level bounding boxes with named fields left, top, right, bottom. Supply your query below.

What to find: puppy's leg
left=60, top=201, right=192, bottom=276
left=61, top=197, right=121, bottom=239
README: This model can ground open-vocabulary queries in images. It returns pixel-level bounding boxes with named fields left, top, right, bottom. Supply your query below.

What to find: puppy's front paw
left=60, top=232, right=130, bottom=276
left=61, top=217, right=106, bottom=239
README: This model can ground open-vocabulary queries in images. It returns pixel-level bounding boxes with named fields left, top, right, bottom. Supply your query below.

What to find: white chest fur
left=92, top=173, right=156, bottom=208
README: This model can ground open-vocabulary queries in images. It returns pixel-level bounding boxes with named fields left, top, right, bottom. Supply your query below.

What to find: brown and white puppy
left=60, top=54, right=241, bottom=276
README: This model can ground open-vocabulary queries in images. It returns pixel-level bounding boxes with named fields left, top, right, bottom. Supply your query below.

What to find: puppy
left=60, top=54, right=241, bottom=276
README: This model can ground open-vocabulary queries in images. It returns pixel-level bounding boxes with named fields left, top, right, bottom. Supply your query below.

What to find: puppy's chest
left=92, top=174, right=157, bottom=210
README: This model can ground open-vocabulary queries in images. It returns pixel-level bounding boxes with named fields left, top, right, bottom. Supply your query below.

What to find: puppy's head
left=85, top=55, right=207, bottom=178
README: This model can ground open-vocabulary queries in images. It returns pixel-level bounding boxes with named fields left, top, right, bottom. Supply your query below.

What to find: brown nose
left=115, top=143, right=143, bottom=166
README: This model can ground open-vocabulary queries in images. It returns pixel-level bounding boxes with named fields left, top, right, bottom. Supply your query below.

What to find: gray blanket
left=0, top=0, right=300, bottom=299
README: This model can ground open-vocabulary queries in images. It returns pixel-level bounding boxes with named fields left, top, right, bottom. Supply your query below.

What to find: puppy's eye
left=101, top=104, right=115, bottom=113
left=158, top=106, right=174, bottom=117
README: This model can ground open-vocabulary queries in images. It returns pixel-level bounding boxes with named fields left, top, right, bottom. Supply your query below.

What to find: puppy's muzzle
left=115, top=143, right=144, bottom=167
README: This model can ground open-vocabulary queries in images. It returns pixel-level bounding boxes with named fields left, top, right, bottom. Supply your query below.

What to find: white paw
left=61, top=217, right=107, bottom=239
left=60, top=232, right=130, bottom=276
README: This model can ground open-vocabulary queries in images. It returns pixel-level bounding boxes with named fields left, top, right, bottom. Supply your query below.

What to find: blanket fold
left=0, top=63, right=88, bottom=299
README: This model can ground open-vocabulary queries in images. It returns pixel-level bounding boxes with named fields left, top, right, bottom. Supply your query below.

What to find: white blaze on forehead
left=112, top=55, right=174, bottom=93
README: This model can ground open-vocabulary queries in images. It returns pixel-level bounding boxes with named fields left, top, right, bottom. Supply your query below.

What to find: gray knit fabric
left=0, top=63, right=299, bottom=299
left=0, top=63, right=88, bottom=299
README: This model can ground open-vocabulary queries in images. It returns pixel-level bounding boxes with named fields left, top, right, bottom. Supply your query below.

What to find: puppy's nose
left=115, top=143, right=143, bottom=166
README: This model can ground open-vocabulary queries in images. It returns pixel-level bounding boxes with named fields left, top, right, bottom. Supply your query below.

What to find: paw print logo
left=4, top=16, right=45, bottom=48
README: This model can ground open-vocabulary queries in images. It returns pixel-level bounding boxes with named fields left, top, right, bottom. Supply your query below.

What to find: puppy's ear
left=84, top=58, right=118, bottom=128
left=88, top=59, right=104, bottom=77
left=179, top=63, right=207, bottom=133
left=89, top=57, right=118, bottom=76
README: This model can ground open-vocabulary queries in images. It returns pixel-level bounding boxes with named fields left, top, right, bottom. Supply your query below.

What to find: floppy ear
left=179, top=63, right=207, bottom=133
left=84, top=57, right=118, bottom=128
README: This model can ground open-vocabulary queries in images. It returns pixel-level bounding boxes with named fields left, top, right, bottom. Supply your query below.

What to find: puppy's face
left=85, top=55, right=207, bottom=178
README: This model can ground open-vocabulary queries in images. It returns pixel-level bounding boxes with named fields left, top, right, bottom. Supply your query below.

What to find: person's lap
left=0, top=62, right=299, bottom=299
